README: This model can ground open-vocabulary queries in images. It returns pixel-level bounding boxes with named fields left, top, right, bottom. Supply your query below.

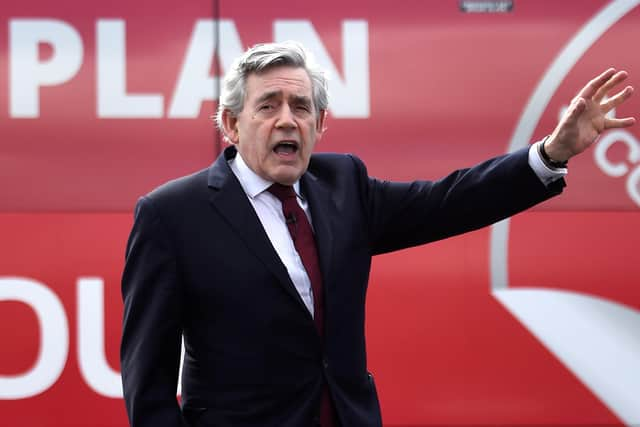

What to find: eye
left=259, top=103, right=274, bottom=111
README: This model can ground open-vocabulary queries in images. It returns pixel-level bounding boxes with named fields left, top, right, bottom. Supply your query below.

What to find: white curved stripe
left=489, top=2, right=640, bottom=424
left=507, top=0, right=640, bottom=154
left=494, top=289, right=640, bottom=425
left=489, top=218, right=509, bottom=290
left=490, top=0, right=640, bottom=292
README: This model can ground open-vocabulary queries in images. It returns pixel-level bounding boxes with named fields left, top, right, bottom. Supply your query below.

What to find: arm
left=365, top=69, right=635, bottom=255
left=121, top=196, right=185, bottom=427
left=357, top=148, right=562, bottom=255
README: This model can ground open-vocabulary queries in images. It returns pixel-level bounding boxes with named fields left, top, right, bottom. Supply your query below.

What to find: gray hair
left=215, top=41, right=329, bottom=132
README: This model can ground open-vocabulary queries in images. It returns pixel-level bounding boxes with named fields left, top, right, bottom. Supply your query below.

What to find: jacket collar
left=206, top=146, right=335, bottom=330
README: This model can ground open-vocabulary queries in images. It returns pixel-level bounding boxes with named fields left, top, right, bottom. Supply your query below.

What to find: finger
left=594, top=70, right=629, bottom=103
left=604, top=116, right=637, bottom=129
left=601, top=85, right=634, bottom=113
left=577, top=68, right=616, bottom=100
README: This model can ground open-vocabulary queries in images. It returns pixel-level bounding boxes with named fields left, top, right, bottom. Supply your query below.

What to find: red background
left=1, top=1, right=638, bottom=425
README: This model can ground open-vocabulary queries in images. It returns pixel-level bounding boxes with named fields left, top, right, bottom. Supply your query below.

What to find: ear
left=315, top=109, right=328, bottom=136
left=221, top=109, right=240, bottom=144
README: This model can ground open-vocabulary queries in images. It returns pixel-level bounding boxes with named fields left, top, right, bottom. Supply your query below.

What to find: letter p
left=9, top=19, right=83, bottom=118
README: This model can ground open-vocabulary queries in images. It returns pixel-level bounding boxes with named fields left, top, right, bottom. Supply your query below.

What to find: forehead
left=244, top=66, right=313, bottom=101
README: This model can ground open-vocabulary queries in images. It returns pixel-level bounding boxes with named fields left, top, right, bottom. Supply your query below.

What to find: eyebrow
left=290, top=95, right=312, bottom=105
left=254, top=90, right=281, bottom=105
left=254, top=91, right=312, bottom=106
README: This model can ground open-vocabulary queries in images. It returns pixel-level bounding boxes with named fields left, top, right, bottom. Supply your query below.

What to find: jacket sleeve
left=121, top=196, right=186, bottom=427
left=355, top=147, right=565, bottom=255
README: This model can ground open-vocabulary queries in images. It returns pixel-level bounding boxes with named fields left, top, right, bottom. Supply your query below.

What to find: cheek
left=302, top=124, right=317, bottom=145
left=305, top=130, right=318, bottom=153
left=247, top=127, right=270, bottom=158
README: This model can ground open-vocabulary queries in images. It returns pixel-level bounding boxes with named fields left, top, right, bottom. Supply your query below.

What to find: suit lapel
left=206, top=147, right=311, bottom=319
left=301, top=171, right=335, bottom=300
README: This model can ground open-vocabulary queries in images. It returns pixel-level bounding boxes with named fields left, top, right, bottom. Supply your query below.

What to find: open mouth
left=273, top=141, right=299, bottom=156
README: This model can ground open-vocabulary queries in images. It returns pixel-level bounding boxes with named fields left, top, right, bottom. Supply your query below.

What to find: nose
left=275, top=104, right=297, bottom=130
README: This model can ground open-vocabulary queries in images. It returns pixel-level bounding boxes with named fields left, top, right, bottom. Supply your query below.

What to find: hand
left=545, top=68, right=636, bottom=162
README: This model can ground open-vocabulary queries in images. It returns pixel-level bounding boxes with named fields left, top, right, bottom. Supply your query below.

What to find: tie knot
left=267, top=183, right=297, bottom=202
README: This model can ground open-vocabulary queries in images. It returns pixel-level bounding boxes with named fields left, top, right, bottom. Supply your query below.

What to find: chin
left=271, top=167, right=304, bottom=185
left=273, top=175, right=300, bottom=185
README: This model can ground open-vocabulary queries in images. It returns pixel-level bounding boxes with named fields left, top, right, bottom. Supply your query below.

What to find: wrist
left=539, top=136, right=568, bottom=169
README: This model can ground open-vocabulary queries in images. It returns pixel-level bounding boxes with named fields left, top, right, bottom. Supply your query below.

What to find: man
left=121, top=41, right=635, bottom=427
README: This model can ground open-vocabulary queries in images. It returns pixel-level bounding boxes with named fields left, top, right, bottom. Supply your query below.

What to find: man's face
left=222, top=66, right=326, bottom=185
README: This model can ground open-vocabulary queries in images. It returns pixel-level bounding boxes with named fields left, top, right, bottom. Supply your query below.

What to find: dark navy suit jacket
left=121, top=145, right=564, bottom=427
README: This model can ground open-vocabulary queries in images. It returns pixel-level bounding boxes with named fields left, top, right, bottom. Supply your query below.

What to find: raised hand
left=545, top=68, right=636, bottom=162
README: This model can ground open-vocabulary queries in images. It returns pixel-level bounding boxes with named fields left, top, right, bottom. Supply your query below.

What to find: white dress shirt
left=528, top=141, right=568, bottom=185
left=228, top=141, right=564, bottom=317
left=230, top=153, right=317, bottom=316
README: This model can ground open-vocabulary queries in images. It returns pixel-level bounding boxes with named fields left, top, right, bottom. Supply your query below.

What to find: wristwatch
left=538, top=137, right=568, bottom=169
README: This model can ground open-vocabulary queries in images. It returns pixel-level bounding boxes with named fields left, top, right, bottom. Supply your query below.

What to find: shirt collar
left=230, top=150, right=303, bottom=200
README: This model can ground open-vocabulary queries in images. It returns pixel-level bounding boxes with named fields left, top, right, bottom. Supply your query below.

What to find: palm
left=547, top=69, right=635, bottom=161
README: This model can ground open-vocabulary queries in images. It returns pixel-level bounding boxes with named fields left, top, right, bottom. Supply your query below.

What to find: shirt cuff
left=528, top=141, right=568, bottom=186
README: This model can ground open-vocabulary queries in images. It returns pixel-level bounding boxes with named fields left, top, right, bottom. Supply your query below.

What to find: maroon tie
left=267, top=183, right=324, bottom=334
left=267, top=183, right=335, bottom=427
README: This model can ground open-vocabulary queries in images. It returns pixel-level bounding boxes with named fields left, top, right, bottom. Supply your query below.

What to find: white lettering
left=0, top=276, right=185, bottom=400
left=594, top=130, right=640, bottom=177
left=9, top=19, right=83, bottom=118
left=627, top=165, right=640, bottom=207
left=275, top=20, right=370, bottom=118
left=594, top=129, right=640, bottom=208
left=97, top=19, right=163, bottom=118
left=0, top=277, right=68, bottom=399
left=8, top=18, right=371, bottom=120
left=77, top=277, right=122, bottom=398
left=168, top=20, right=243, bottom=118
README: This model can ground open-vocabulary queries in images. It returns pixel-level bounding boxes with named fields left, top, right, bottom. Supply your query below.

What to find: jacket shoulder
left=308, top=152, right=368, bottom=182
left=146, top=168, right=208, bottom=202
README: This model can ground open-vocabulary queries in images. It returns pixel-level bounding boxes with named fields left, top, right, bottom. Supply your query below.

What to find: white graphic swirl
left=594, top=129, right=640, bottom=206
left=489, top=0, right=640, bottom=425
